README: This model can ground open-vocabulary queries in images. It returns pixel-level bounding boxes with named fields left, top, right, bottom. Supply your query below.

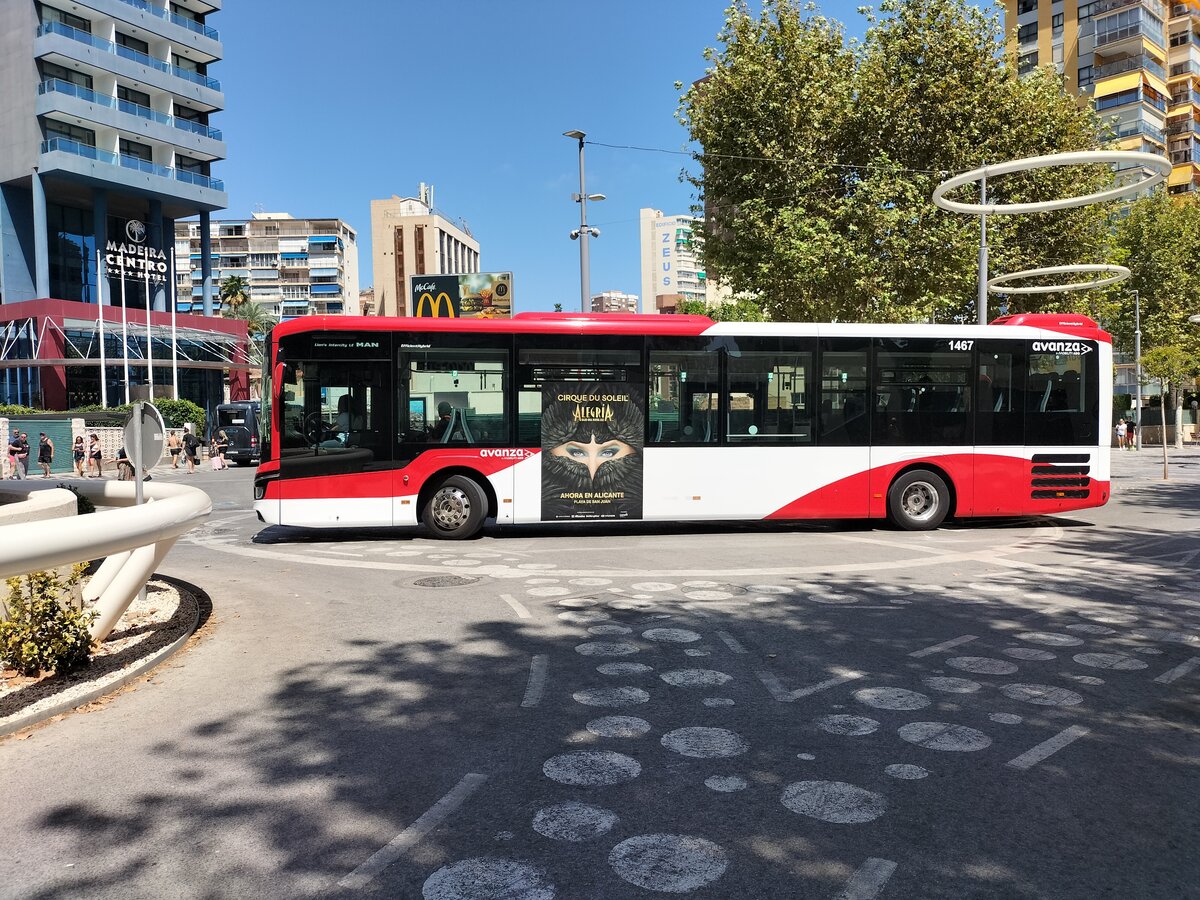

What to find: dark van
left=215, top=401, right=260, bottom=465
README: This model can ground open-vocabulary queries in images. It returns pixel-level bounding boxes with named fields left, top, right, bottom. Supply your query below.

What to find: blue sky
left=215, top=1, right=863, bottom=312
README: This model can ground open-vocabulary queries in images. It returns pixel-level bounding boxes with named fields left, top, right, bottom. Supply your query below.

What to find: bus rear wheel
left=422, top=475, right=486, bottom=539
left=887, top=469, right=949, bottom=531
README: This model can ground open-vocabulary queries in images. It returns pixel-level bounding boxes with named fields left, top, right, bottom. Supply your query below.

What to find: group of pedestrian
left=6, top=424, right=227, bottom=478
left=1115, top=418, right=1138, bottom=450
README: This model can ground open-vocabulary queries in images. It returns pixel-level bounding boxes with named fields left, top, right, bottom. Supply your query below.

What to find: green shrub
left=54, top=483, right=95, bottom=515
left=0, top=404, right=38, bottom=417
left=69, top=399, right=206, bottom=434
left=0, top=566, right=95, bottom=676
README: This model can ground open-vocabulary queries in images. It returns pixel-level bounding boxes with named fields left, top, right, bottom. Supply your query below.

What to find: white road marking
left=716, top=631, right=747, bottom=654
left=304, top=547, right=365, bottom=557
left=1154, top=657, right=1200, bottom=685
left=909, top=635, right=978, bottom=658
left=791, top=669, right=864, bottom=699
left=337, top=772, right=486, bottom=889
left=521, top=655, right=548, bottom=708
left=500, top=594, right=531, bottom=618
left=834, top=857, right=899, bottom=900
left=1006, top=725, right=1090, bottom=770
left=755, top=668, right=795, bottom=702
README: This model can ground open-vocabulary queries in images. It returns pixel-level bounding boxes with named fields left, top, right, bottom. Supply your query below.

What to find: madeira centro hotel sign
left=106, top=219, right=168, bottom=283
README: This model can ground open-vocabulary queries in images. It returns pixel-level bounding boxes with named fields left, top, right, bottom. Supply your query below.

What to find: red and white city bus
left=253, top=312, right=1111, bottom=539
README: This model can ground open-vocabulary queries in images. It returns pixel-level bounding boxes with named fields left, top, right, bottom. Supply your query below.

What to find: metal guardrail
left=0, top=480, right=211, bottom=642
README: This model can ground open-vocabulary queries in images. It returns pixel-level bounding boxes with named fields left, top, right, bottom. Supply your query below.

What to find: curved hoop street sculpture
left=986, top=263, right=1131, bottom=294
left=0, top=480, right=210, bottom=643
left=932, top=150, right=1172, bottom=215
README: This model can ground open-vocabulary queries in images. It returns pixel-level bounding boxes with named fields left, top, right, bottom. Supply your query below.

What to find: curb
left=0, top=580, right=202, bottom=738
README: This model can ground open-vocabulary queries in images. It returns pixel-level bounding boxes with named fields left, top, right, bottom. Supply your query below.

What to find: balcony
left=38, top=79, right=223, bottom=145
left=40, top=136, right=224, bottom=195
left=115, top=0, right=220, bottom=40
left=1095, top=54, right=1168, bottom=79
left=35, top=22, right=221, bottom=92
left=1109, top=118, right=1169, bottom=142
left=1095, top=0, right=1169, bottom=15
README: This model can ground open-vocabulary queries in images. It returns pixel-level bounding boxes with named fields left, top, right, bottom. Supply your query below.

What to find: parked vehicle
left=215, top=401, right=260, bottom=465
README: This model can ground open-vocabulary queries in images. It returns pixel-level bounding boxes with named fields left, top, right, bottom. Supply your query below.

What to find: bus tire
left=887, top=469, right=949, bottom=531
left=422, top=475, right=486, bottom=539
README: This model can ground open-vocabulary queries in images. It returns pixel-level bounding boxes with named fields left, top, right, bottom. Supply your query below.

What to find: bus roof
left=271, top=311, right=1109, bottom=343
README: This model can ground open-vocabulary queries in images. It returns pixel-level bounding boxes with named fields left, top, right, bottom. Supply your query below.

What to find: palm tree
left=218, top=275, right=250, bottom=312
left=223, top=300, right=276, bottom=398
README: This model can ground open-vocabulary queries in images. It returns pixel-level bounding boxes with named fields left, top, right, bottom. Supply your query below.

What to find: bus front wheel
left=887, top=469, right=949, bottom=531
left=422, top=475, right=486, bottom=539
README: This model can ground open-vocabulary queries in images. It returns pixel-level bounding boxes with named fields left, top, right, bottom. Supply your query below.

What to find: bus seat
left=652, top=420, right=663, bottom=442
left=443, top=409, right=474, bottom=443
left=702, top=417, right=713, bottom=443
left=994, top=390, right=1006, bottom=413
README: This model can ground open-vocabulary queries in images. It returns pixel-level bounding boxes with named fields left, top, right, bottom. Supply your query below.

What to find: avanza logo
left=479, top=449, right=535, bottom=459
left=1032, top=341, right=1092, bottom=355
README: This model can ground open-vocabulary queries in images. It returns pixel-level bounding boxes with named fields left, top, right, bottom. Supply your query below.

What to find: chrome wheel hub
left=901, top=482, right=939, bottom=522
left=431, top=487, right=471, bottom=530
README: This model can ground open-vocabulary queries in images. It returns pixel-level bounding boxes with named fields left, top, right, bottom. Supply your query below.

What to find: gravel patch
left=1, top=579, right=197, bottom=731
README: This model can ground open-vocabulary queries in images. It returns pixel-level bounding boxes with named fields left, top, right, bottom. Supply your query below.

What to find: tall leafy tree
left=1141, top=346, right=1199, bottom=471
left=223, top=300, right=276, bottom=397
left=679, top=0, right=1113, bottom=322
left=1102, top=192, right=1200, bottom=444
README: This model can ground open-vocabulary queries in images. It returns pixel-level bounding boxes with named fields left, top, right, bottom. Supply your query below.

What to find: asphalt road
left=1, top=449, right=1198, bottom=900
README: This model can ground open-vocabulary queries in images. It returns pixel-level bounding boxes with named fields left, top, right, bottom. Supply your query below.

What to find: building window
left=169, top=2, right=202, bottom=24
left=39, top=6, right=90, bottom=32
left=45, top=120, right=95, bottom=146
left=175, top=154, right=206, bottom=174
left=1078, top=1, right=1094, bottom=23
left=116, top=33, right=149, bottom=55
left=40, top=61, right=92, bottom=90
left=1018, top=50, right=1039, bottom=74
left=1052, top=12, right=1064, bottom=36
left=172, top=54, right=203, bottom=74
left=116, top=84, right=151, bottom=108
left=1019, top=0, right=1037, bottom=12
left=119, top=138, right=153, bottom=161
left=1077, top=64, right=1093, bottom=87
left=1018, top=22, right=1039, bottom=43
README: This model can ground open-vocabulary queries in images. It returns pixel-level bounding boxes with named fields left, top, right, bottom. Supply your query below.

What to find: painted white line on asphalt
left=501, top=594, right=531, bottom=619
left=791, top=668, right=864, bottom=699
left=755, top=668, right=795, bottom=702
left=840, top=533, right=956, bottom=556
left=909, top=635, right=977, bottom=658
left=1006, top=725, right=1090, bottom=771
left=833, top=857, right=898, bottom=900
left=306, top=547, right=365, bottom=557
left=521, top=655, right=549, bottom=708
left=1154, top=656, right=1200, bottom=685
left=338, top=772, right=487, bottom=889
left=716, top=631, right=746, bottom=654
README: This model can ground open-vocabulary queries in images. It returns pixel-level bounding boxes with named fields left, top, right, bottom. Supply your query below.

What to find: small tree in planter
left=0, top=565, right=95, bottom=677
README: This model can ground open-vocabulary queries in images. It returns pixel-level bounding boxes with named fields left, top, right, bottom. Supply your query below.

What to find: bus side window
left=818, top=347, right=870, bottom=446
left=649, top=350, right=718, bottom=444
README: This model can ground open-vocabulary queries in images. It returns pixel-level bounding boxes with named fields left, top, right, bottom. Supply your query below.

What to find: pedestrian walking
left=167, top=430, right=182, bottom=468
left=182, top=425, right=199, bottom=474
left=37, top=432, right=54, bottom=477
left=14, top=432, right=29, bottom=479
left=88, top=432, right=103, bottom=477
left=1126, top=420, right=1136, bottom=450
left=1115, top=418, right=1126, bottom=450
left=6, top=431, right=24, bottom=479
left=72, top=436, right=86, bottom=477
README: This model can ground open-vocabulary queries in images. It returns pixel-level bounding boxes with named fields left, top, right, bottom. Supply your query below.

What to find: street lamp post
left=563, top=130, right=604, bottom=313
left=1133, top=290, right=1142, bottom=451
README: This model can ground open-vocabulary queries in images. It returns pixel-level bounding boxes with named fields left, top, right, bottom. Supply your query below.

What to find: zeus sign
left=106, top=218, right=167, bottom=284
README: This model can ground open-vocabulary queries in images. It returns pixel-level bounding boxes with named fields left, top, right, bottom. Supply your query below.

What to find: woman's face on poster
left=551, top=436, right=635, bottom=481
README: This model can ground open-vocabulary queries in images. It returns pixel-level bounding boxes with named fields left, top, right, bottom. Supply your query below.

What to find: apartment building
left=1005, top=0, right=1200, bottom=192
left=590, top=290, right=639, bottom=313
left=175, top=213, right=359, bottom=319
left=638, top=208, right=730, bottom=314
left=371, top=186, right=480, bottom=316
left=0, top=0, right=245, bottom=410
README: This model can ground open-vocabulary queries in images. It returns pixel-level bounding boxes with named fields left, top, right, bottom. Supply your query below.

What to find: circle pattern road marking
left=532, top=802, right=619, bottom=842
left=898, top=722, right=992, bottom=752
left=542, top=751, right=642, bottom=786
left=781, top=781, right=887, bottom=824
left=608, top=834, right=728, bottom=893
left=661, top=727, right=749, bottom=758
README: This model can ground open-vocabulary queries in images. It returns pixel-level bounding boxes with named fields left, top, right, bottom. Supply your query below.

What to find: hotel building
left=638, top=208, right=731, bottom=314
left=370, top=186, right=480, bottom=317
left=174, top=213, right=359, bottom=320
left=0, top=0, right=245, bottom=411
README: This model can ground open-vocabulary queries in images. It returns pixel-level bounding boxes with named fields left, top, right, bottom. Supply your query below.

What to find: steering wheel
left=303, top=412, right=330, bottom=446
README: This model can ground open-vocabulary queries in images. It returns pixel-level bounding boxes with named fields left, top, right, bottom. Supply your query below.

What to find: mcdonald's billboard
left=408, top=272, right=513, bottom=319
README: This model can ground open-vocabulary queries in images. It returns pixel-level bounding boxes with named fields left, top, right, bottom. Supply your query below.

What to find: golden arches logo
left=416, top=291, right=455, bottom=318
